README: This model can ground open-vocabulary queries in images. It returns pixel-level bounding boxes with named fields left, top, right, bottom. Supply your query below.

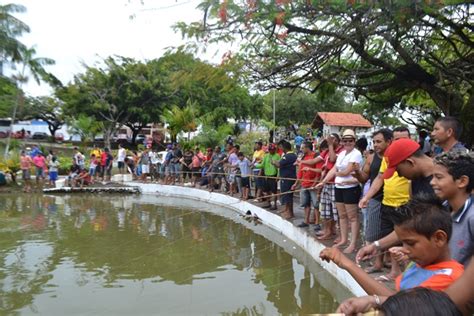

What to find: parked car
left=114, top=133, right=130, bottom=144
left=55, top=132, right=64, bottom=142
left=32, top=132, right=48, bottom=140
left=135, top=134, right=146, bottom=144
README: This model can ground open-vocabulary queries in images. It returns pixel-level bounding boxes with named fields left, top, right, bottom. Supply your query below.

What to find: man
left=353, top=128, right=393, bottom=273
left=172, top=143, right=183, bottom=183
left=303, top=133, right=343, bottom=239
left=431, top=116, right=468, bottom=154
left=254, top=143, right=280, bottom=210
left=252, top=141, right=266, bottom=201
left=292, top=141, right=320, bottom=228
left=273, top=140, right=297, bottom=219
left=356, top=139, right=436, bottom=277
left=117, top=143, right=126, bottom=174
left=358, top=126, right=411, bottom=280
left=209, top=146, right=227, bottom=192
left=294, top=134, right=305, bottom=153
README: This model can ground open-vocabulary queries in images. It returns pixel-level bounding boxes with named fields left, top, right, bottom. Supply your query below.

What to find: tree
left=263, top=88, right=351, bottom=127
left=176, top=1, right=474, bottom=144
left=68, top=114, right=103, bottom=145
left=27, top=96, right=65, bottom=141
left=0, top=3, right=29, bottom=75
left=160, top=102, right=198, bottom=142
left=59, top=56, right=168, bottom=147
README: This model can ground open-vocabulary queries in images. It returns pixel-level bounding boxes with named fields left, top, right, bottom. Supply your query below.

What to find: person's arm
left=315, top=166, right=337, bottom=188
left=355, top=231, right=400, bottom=263
left=300, top=156, right=323, bottom=165
left=328, top=139, right=338, bottom=163
left=320, top=248, right=395, bottom=296
left=353, top=154, right=373, bottom=184
left=358, top=173, right=384, bottom=208
left=445, top=256, right=474, bottom=315
left=337, top=295, right=388, bottom=314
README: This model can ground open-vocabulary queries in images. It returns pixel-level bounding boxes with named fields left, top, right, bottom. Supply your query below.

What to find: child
left=320, top=194, right=464, bottom=299
left=75, top=169, right=92, bottom=188
left=48, top=156, right=60, bottom=187
left=431, top=151, right=474, bottom=266
left=234, top=152, right=252, bottom=200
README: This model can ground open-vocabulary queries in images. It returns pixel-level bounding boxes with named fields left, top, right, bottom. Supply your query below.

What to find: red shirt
left=319, top=145, right=344, bottom=182
left=297, top=151, right=318, bottom=188
left=396, top=260, right=463, bottom=291
left=101, top=152, right=107, bottom=167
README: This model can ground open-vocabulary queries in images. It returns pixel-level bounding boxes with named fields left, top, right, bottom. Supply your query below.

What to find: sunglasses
left=342, top=139, right=355, bottom=143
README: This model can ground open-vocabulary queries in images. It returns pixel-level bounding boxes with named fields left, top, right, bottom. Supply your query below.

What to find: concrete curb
left=134, top=182, right=367, bottom=297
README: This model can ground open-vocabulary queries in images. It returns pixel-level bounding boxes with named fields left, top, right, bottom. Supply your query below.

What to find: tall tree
left=0, top=3, right=29, bottom=75
left=176, top=1, right=474, bottom=144
left=27, top=96, right=65, bottom=141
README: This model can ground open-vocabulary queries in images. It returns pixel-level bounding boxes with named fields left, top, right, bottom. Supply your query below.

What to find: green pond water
left=0, top=193, right=350, bottom=315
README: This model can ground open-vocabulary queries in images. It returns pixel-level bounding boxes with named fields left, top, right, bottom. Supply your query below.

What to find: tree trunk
left=48, top=124, right=61, bottom=143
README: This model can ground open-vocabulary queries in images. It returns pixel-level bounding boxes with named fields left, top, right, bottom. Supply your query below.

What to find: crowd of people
left=15, top=115, right=474, bottom=314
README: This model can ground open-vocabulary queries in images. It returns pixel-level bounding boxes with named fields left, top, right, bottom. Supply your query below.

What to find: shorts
left=319, top=183, right=338, bottom=221
left=254, top=170, right=265, bottom=189
left=49, top=171, right=58, bottom=181
left=365, top=199, right=383, bottom=242
left=301, top=188, right=318, bottom=208
left=192, top=167, right=201, bottom=177
left=22, top=169, right=31, bottom=180
left=280, top=179, right=295, bottom=205
left=117, top=161, right=125, bottom=169
left=35, top=167, right=44, bottom=178
left=89, top=167, right=96, bottom=176
left=141, top=164, right=150, bottom=174
left=182, top=165, right=192, bottom=179
left=335, top=186, right=361, bottom=204
left=241, top=177, right=250, bottom=188
left=264, top=177, right=278, bottom=194
left=380, top=204, right=400, bottom=238
left=106, top=165, right=112, bottom=176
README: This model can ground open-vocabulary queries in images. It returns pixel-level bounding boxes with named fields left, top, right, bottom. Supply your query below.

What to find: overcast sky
left=11, top=0, right=224, bottom=96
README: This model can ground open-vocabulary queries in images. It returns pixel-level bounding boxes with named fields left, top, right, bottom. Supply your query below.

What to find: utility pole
left=272, top=90, right=276, bottom=143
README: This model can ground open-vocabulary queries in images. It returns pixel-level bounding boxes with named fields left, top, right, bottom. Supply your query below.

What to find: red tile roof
left=314, top=112, right=372, bottom=128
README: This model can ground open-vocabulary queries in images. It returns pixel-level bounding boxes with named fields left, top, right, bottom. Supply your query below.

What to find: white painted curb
left=134, top=182, right=367, bottom=297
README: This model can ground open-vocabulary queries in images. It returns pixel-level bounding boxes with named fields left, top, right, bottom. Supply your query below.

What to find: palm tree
left=160, top=101, right=198, bottom=142
left=4, top=46, right=56, bottom=157
left=0, top=3, right=30, bottom=75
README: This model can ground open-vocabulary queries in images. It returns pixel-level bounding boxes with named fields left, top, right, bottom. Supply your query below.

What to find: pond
left=0, top=193, right=351, bottom=315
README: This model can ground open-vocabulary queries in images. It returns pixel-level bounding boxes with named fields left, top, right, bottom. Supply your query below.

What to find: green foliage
left=235, top=131, right=268, bottom=157
left=0, top=76, right=19, bottom=117
left=192, top=124, right=234, bottom=149
left=161, top=101, right=198, bottom=142
left=176, top=1, right=474, bottom=144
left=58, top=155, right=73, bottom=175
left=68, top=114, right=102, bottom=144
left=9, top=139, right=21, bottom=151
left=0, top=151, right=20, bottom=174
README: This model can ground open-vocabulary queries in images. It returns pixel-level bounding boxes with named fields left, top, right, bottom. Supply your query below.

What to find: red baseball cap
left=383, top=139, right=420, bottom=180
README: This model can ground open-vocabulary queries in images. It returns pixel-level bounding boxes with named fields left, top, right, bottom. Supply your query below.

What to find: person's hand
left=352, top=162, right=360, bottom=172
left=319, top=247, right=347, bottom=269
left=314, top=182, right=324, bottom=190
left=302, top=166, right=310, bottom=171
left=291, top=184, right=297, bottom=191
left=355, top=244, right=377, bottom=264
left=327, top=134, right=335, bottom=146
left=336, top=296, right=377, bottom=315
left=359, top=197, right=369, bottom=209
left=389, top=246, right=409, bottom=265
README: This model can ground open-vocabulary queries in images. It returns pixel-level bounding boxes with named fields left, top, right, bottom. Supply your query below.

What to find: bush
left=0, top=151, right=21, bottom=182
left=58, top=155, right=73, bottom=175
left=236, top=131, right=268, bottom=157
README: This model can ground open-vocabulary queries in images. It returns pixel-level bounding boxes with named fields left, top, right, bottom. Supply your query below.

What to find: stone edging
left=134, top=182, right=367, bottom=297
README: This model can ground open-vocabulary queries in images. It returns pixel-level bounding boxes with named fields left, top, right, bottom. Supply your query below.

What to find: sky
left=10, top=0, right=224, bottom=96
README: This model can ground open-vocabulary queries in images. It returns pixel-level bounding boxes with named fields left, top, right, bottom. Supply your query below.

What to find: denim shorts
left=301, top=188, right=318, bottom=208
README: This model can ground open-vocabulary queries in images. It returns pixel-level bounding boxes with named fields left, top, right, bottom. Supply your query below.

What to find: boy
left=320, top=194, right=464, bottom=299
left=75, top=169, right=92, bottom=188
left=431, top=151, right=474, bottom=266
left=234, top=152, right=252, bottom=200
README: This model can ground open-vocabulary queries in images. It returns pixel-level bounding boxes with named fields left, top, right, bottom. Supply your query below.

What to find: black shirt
left=279, top=152, right=297, bottom=179
left=411, top=175, right=434, bottom=196
left=369, top=154, right=383, bottom=201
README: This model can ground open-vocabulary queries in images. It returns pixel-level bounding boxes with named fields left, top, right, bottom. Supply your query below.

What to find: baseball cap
left=383, top=139, right=420, bottom=180
left=268, top=143, right=276, bottom=150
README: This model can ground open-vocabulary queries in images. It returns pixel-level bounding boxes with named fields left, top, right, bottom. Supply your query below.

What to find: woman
left=317, top=129, right=362, bottom=253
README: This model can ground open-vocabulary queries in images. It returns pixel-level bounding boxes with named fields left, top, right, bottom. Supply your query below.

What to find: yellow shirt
left=252, top=150, right=265, bottom=163
left=380, top=157, right=410, bottom=207
left=90, top=149, right=101, bottom=158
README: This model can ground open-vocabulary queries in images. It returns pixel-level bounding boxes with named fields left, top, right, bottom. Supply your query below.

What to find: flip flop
left=375, top=274, right=396, bottom=283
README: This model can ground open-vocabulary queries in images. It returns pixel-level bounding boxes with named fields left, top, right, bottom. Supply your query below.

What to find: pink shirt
left=33, top=155, right=46, bottom=168
left=20, top=156, right=32, bottom=169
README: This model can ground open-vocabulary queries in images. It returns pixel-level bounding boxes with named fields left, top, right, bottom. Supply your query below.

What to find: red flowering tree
left=175, top=1, right=474, bottom=144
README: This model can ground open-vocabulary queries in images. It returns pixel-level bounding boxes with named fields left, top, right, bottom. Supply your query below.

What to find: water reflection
left=0, top=194, right=339, bottom=315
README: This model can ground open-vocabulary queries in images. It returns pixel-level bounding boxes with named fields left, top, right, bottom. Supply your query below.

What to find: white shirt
left=117, top=148, right=126, bottom=162
left=334, top=149, right=362, bottom=189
